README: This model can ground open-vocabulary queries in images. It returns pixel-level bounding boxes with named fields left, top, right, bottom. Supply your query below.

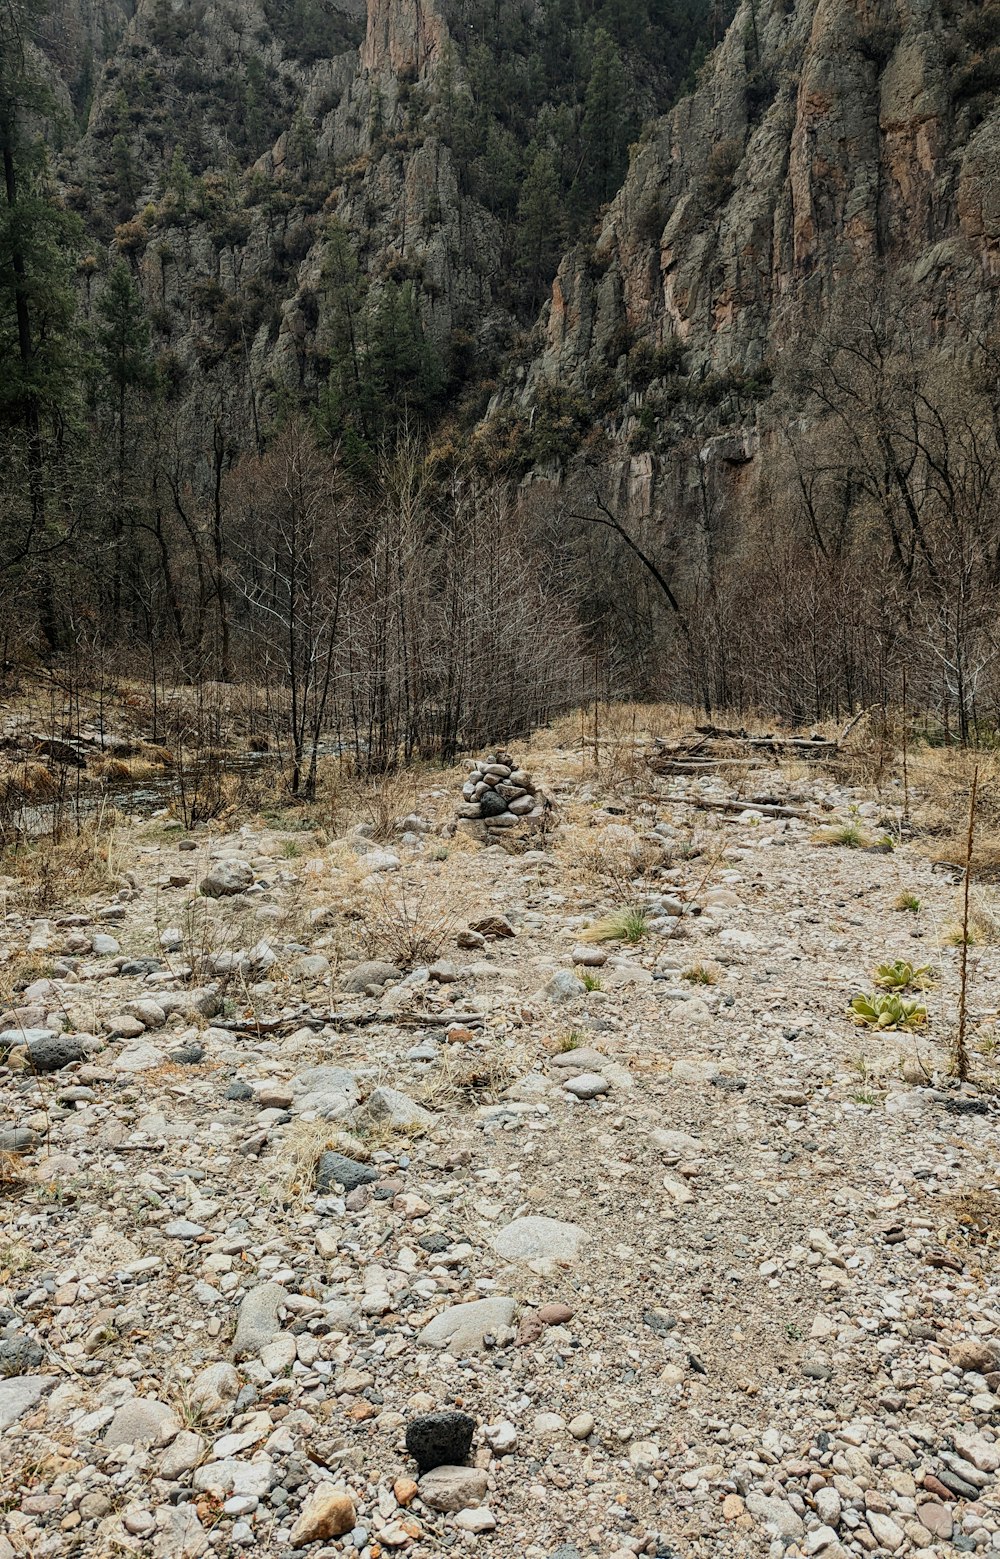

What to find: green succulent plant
left=850, top=992, right=927, bottom=1031
left=874, top=959, right=935, bottom=991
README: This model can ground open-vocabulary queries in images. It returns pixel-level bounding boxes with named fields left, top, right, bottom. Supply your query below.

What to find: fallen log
left=665, top=796, right=812, bottom=820
left=213, top=1009, right=486, bottom=1035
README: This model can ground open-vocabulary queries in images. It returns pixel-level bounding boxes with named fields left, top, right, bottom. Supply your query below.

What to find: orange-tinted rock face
left=519, top=0, right=999, bottom=413
left=361, top=0, right=447, bottom=78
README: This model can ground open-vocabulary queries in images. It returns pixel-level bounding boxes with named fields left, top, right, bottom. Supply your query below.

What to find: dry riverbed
left=1, top=734, right=999, bottom=1559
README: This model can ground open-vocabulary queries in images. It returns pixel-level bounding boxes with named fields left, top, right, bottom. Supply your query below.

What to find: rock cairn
left=456, top=750, right=552, bottom=832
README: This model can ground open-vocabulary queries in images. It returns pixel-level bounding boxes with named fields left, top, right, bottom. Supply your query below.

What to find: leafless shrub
left=360, top=880, right=456, bottom=966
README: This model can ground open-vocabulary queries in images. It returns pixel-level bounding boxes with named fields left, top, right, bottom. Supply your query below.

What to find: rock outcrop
left=505, top=0, right=1000, bottom=520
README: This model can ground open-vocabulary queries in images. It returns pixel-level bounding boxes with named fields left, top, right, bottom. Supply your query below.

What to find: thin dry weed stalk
left=955, top=765, right=979, bottom=1086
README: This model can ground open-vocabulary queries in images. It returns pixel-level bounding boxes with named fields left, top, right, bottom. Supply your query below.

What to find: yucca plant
left=850, top=992, right=927, bottom=1031
left=874, top=959, right=935, bottom=991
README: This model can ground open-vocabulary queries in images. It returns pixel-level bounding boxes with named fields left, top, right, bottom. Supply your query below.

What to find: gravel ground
left=1, top=746, right=999, bottom=1559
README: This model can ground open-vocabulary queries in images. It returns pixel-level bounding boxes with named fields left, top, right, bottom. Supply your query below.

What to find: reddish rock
left=917, top=1501, right=953, bottom=1540
left=922, top=1473, right=957, bottom=1502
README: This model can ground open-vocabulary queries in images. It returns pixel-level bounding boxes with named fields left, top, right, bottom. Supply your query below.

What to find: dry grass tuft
left=277, top=1121, right=340, bottom=1200
left=92, top=755, right=169, bottom=783
left=580, top=905, right=649, bottom=944
left=0, top=1151, right=30, bottom=1192
left=943, top=892, right=1000, bottom=947
left=0, top=951, right=55, bottom=1011
left=138, top=743, right=175, bottom=766
left=1, top=762, right=60, bottom=804
left=682, top=960, right=719, bottom=985
left=812, top=820, right=871, bottom=849
left=416, top=1040, right=520, bottom=1109
left=572, top=826, right=665, bottom=896
left=933, top=1189, right=1000, bottom=1273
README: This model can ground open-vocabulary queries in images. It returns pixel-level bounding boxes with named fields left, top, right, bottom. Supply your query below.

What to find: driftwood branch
left=666, top=796, right=812, bottom=820
left=212, top=1010, right=486, bottom=1036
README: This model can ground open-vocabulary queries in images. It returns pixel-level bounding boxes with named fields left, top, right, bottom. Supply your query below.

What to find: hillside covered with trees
left=4, top=0, right=1000, bottom=743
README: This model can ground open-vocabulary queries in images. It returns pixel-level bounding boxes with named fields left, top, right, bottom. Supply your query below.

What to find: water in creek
left=11, top=750, right=284, bottom=839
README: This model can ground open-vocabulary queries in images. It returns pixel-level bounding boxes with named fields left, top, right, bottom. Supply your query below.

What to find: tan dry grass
left=910, top=747, right=1000, bottom=869
left=415, top=1038, right=522, bottom=1110
left=942, top=891, right=1000, bottom=947
left=0, top=1151, right=30, bottom=1192
left=1, top=761, right=61, bottom=804
left=91, top=755, right=169, bottom=783
left=2, top=813, right=126, bottom=909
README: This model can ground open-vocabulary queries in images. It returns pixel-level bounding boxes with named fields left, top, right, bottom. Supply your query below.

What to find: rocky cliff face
left=49, top=0, right=504, bottom=473
left=360, top=0, right=446, bottom=75
left=510, top=0, right=1000, bottom=515
left=41, top=0, right=1000, bottom=504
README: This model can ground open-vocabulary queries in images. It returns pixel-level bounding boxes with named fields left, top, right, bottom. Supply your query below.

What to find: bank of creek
left=1, top=722, right=999, bottom=1559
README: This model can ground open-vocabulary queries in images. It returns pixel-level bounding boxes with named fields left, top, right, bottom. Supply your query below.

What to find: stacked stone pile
left=455, top=750, right=552, bottom=832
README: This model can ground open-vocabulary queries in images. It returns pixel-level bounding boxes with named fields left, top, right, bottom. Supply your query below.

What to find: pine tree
left=516, top=146, right=564, bottom=307
left=574, top=28, right=630, bottom=211
left=366, top=281, right=444, bottom=432
left=166, top=145, right=192, bottom=212
left=95, top=260, right=155, bottom=474
left=288, top=107, right=317, bottom=179
left=317, top=221, right=373, bottom=452
left=95, top=260, right=155, bottom=612
left=111, top=131, right=138, bottom=209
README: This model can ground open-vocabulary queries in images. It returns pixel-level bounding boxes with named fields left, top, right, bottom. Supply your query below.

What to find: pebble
left=418, top=1465, right=489, bottom=1512
left=0, top=1376, right=56, bottom=1431
left=232, top=1283, right=286, bottom=1361
left=491, top=1216, right=587, bottom=1262
left=200, top=859, right=254, bottom=897
left=315, top=1151, right=377, bottom=1194
left=103, top=1397, right=179, bottom=1449
left=563, top=1070, right=609, bottom=1098
left=288, top=1485, right=356, bottom=1546
left=417, top=1296, right=515, bottom=1352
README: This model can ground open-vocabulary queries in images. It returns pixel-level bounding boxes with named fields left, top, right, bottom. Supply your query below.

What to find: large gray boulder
left=340, top=961, right=403, bottom=993
left=417, top=1297, right=516, bottom=1353
left=200, top=859, right=254, bottom=897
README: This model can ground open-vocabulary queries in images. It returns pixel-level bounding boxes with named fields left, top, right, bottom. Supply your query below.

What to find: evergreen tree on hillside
left=94, top=259, right=156, bottom=615
left=575, top=28, right=630, bottom=212
left=95, top=260, right=155, bottom=476
left=0, top=0, right=83, bottom=643
left=516, top=147, right=565, bottom=307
